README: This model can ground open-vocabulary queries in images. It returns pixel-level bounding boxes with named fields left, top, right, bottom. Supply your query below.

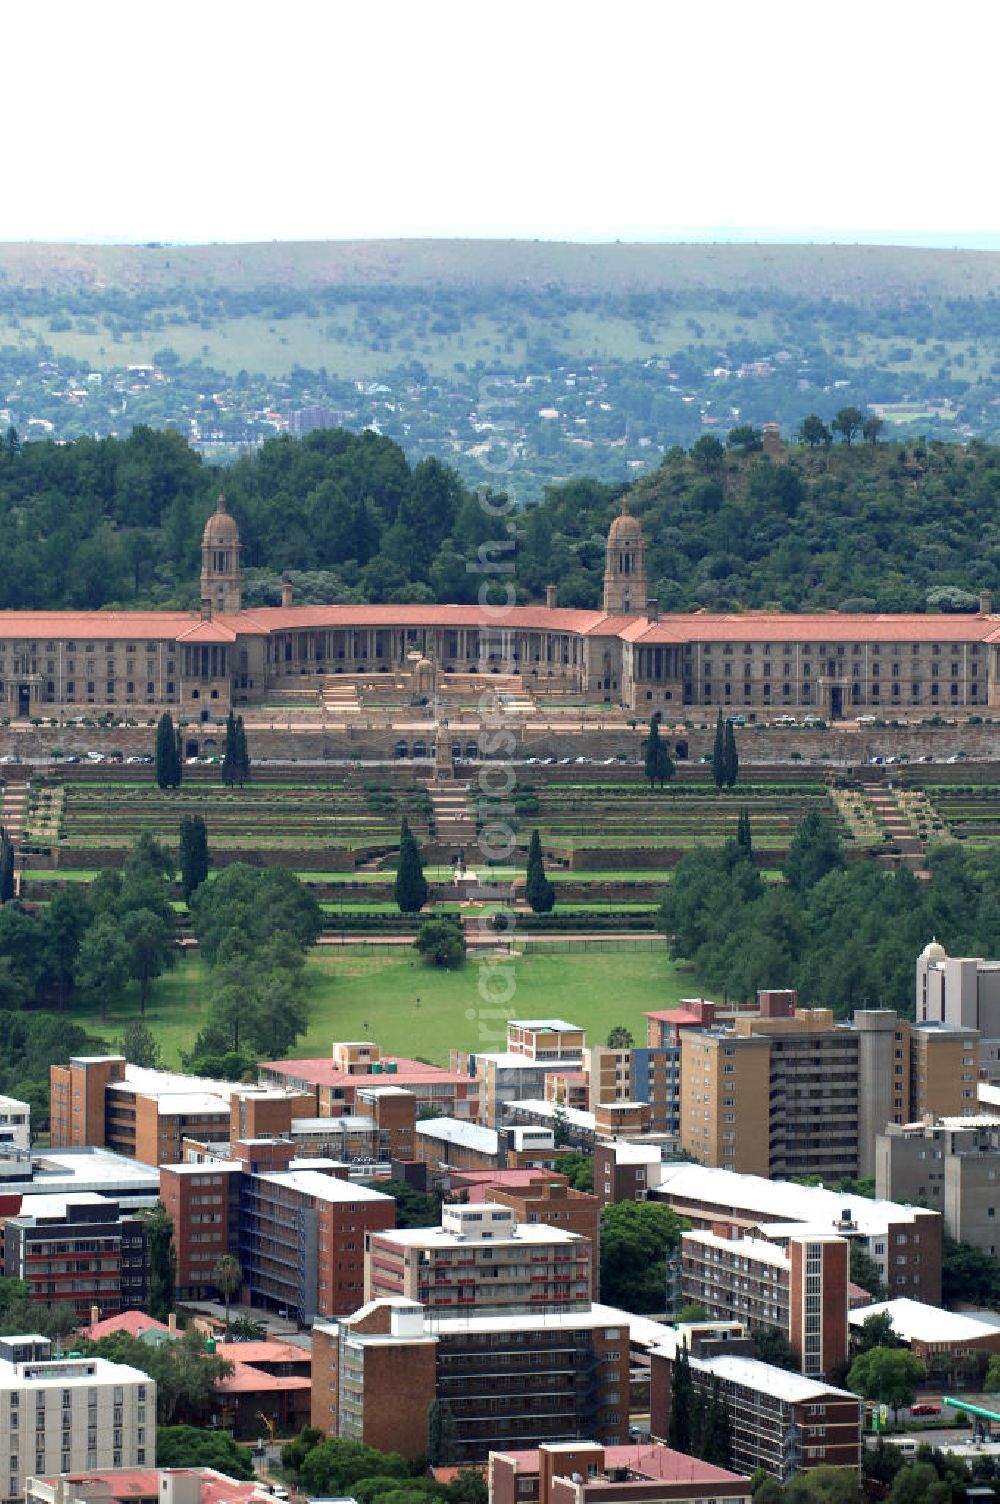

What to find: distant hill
left=5, top=239, right=1000, bottom=494
left=5, top=238, right=1000, bottom=297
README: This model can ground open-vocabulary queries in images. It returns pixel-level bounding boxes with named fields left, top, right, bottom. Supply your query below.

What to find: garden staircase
left=430, top=782, right=472, bottom=851
left=866, top=785, right=928, bottom=875
left=0, top=776, right=28, bottom=897
left=322, top=677, right=362, bottom=713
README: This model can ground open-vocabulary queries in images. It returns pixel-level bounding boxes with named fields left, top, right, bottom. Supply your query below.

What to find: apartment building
left=917, top=939, right=1000, bottom=1080
left=161, top=1140, right=395, bottom=1320
left=653, top=1162, right=942, bottom=1303
left=649, top=1342, right=861, bottom=1483
left=678, top=994, right=978, bottom=1180
left=455, top=1178, right=601, bottom=1296
left=876, top=1117, right=1000, bottom=1254
left=452, top=1020, right=584, bottom=1127
left=679, top=1230, right=849, bottom=1379
left=489, top=1441, right=752, bottom=1504
left=2, top=1193, right=149, bottom=1320
left=415, top=1120, right=557, bottom=1174
left=312, top=1297, right=630, bottom=1462
left=0, top=1348, right=153, bottom=1501
left=49, top=1059, right=249, bottom=1165
left=261, top=1040, right=480, bottom=1121
left=365, top=1203, right=592, bottom=1314
left=593, top=1141, right=665, bottom=1209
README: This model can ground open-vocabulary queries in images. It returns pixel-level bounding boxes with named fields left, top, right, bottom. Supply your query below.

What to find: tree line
left=659, top=809, right=1000, bottom=1013
left=4, top=423, right=1000, bottom=615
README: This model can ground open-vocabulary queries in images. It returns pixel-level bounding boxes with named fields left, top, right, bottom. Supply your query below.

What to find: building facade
left=4, top=499, right=1000, bottom=719
left=2, top=1194, right=149, bottom=1321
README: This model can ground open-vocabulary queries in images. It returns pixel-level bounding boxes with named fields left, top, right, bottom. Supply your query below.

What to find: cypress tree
left=668, top=1345, right=694, bottom=1454
left=0, top=826, right=14, bottom=904
left=179, top=814, right=209, bottom=902
left=156, top=713, right=181, bottom=789
left=427, top=1398, right=458, bottom=1467
left=736, top=807, right=753, bottom=859
left=723, top=719, right=739, bottom=788
left=711, top=708, right=725, bottom=790
left=236, top=715, right=251, bottom=786
left=395, top=818, right=428, bottom=913
left=699, top=1379, right=732, bottom=1468
left=644, top=713, right=662, bottom=789
left=222, top=710, right=238, bottom=787
left=525, top=828, right=555, bottom=913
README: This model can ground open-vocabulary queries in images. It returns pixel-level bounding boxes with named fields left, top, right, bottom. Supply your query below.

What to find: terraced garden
left=910, top=781, right=1000, bottom=848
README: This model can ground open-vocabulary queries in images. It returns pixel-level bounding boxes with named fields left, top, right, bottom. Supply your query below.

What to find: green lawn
left=121, top=946, right=695, bottom=1069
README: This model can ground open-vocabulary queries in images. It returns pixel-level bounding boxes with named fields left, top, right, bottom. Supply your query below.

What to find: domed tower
left=603, top=499, right=648, bottom=615
left=201, top=494, right=242, bottom=615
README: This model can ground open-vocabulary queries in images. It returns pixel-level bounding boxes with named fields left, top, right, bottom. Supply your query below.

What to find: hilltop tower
left=602, top=500, right=648, bottom=615
left=200, top=494, right=242, bottom=615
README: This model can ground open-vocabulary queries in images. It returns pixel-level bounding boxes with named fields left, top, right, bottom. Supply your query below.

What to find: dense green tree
left=415, top=917, right=466, bottom=968
left=798, top=414, right=832, bottom=448
left=723, top=718, right=738, bottom=788
left=668, top=1345, right=694, bottom=1454
left=83, top=1327, right=231, bottom=1425
left=846, top=1346, right=926, bottom=1418
left=221, top=710, right=240, bottom=787
left=607, top=1025, right=635, bottom=1048
left=0, top=828, right=14, bottom=905
left=644, top=714, right=674, bottom=790
left=121, top=906, right=175, bottom=1014
left=726, top=425, right=763, bottom=453
left=785, top=809, right=844, bottom=892
left=863, top=415, right=885, bottom=446
left=189, top=863, right=321, bottom=962
left=119, top=1019, right=161, bottom=1068
left=299, top=1438, right=418, bottom=1499
left=157, top=1426, right=254, bottom=1480
left=427, top=1398, right=459, bottom=1467
left=783, top=1467, right=864, bottom=1504
left=394, top=818, right=428, bottom=913
left=178, top=814, right=209, bottom=902
left=552, top=1100, right=570, bottom=1148
left=850, top=1245, right=887, bottom=1302
left=554, top=1151, right=593, bottom=1192
left=600, top=1200, right=685, bottom=1312
left=942, top=1234, right=1000, bottom=1307
left=697, top=1377, right=732, bottom=1468
left=364, top=1179, right=440, bottom=1229
left=711, top=709, right=726, bottom=790
left=736, top=807, right=752, bottom=858
left=143, top=1201, right=176, bottom=1322
left=156, top=713, right=181, bottom=789
left=751, top=1326, right=799, bottom=1371
left=525, top=828, right=555, bottom=913
left=74, top=916, right=132, bottom=1016
left=831, top=406, right=865, bottom=446
left=212, top=1253, right=241, bottom=1332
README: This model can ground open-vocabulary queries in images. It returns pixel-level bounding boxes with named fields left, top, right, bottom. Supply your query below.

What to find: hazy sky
left=7, top=0, right=997, bottom=247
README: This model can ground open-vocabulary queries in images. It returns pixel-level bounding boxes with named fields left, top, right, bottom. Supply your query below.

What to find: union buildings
left=0, top=495, right=996, bottom=721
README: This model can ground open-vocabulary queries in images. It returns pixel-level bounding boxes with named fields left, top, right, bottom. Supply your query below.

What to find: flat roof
left=510, top=1020, right=583, bottom=1034
left=683, top=1230, right=790, bottom=1269
left=850, top=1298, right=1000, bottom=1346
left=372, top=1220, right=583, bottom=1250
left=689, top=1352, right=860, bottom=1404
left=494, top=1443, right=747, bottom=1485
left=417, top=1119, right=498, bottom=1153
left=255, top=1169, right=392, bottom=1204
left=505, top=1098, right=597, bottom=1131
left=655, top=1162, right=935, bottom=1235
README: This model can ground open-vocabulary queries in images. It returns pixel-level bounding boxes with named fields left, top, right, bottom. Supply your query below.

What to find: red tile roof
left=644, top=1009, right=709, bottom=1027
left=497, top=1444, right=747, bottom=1484
left=38, top=1470, right=271, bottom=1504
left=629, top=612, right=999, bottom=645
left=82, top=1310, right=171, bottom=1341
left=263, top=1055, right=468, bottom=1090
left=215, top=1339, right=310, bottom=1366
left=215, top=1359, right=311, bottom=1395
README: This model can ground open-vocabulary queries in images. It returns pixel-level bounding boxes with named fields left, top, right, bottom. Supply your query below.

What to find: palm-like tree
left=212, top=1253, right=242, bottom=1334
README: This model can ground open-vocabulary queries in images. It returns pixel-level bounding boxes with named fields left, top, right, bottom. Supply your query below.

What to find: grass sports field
left=105, top=946, right=694, bottom=1069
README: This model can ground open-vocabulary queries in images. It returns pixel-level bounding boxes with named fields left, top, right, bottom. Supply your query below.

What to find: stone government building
left=0, top=494, right=997, bottom=720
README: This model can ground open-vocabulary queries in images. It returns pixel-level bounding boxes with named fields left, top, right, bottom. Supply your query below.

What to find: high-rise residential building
left=0, top=1347, right=154, bottom=1501
left=453, top=1176, right=602, bottom=1296
left=677, top=994, right=978, bottom=1180
left=3, top=1193, right=149, bottom=1321
left=653, top=1162, right=942, bottom=1304
left=312, top=1298, right=630, bottom=1462
left=261, top=1041, right=480, bottom=1121
left=161, top=1139, right=395, bottom=1320
left=365, top=1203, right=592, bottom=1314
left=679, top=1230, right=849, bottom=1379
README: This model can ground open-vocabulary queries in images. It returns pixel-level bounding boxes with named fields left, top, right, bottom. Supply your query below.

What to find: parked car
left=910, top=1402, right=941, bottom=1416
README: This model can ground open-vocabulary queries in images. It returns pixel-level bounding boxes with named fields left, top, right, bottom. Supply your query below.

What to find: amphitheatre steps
left=866, top=786, right=928, bottom=874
